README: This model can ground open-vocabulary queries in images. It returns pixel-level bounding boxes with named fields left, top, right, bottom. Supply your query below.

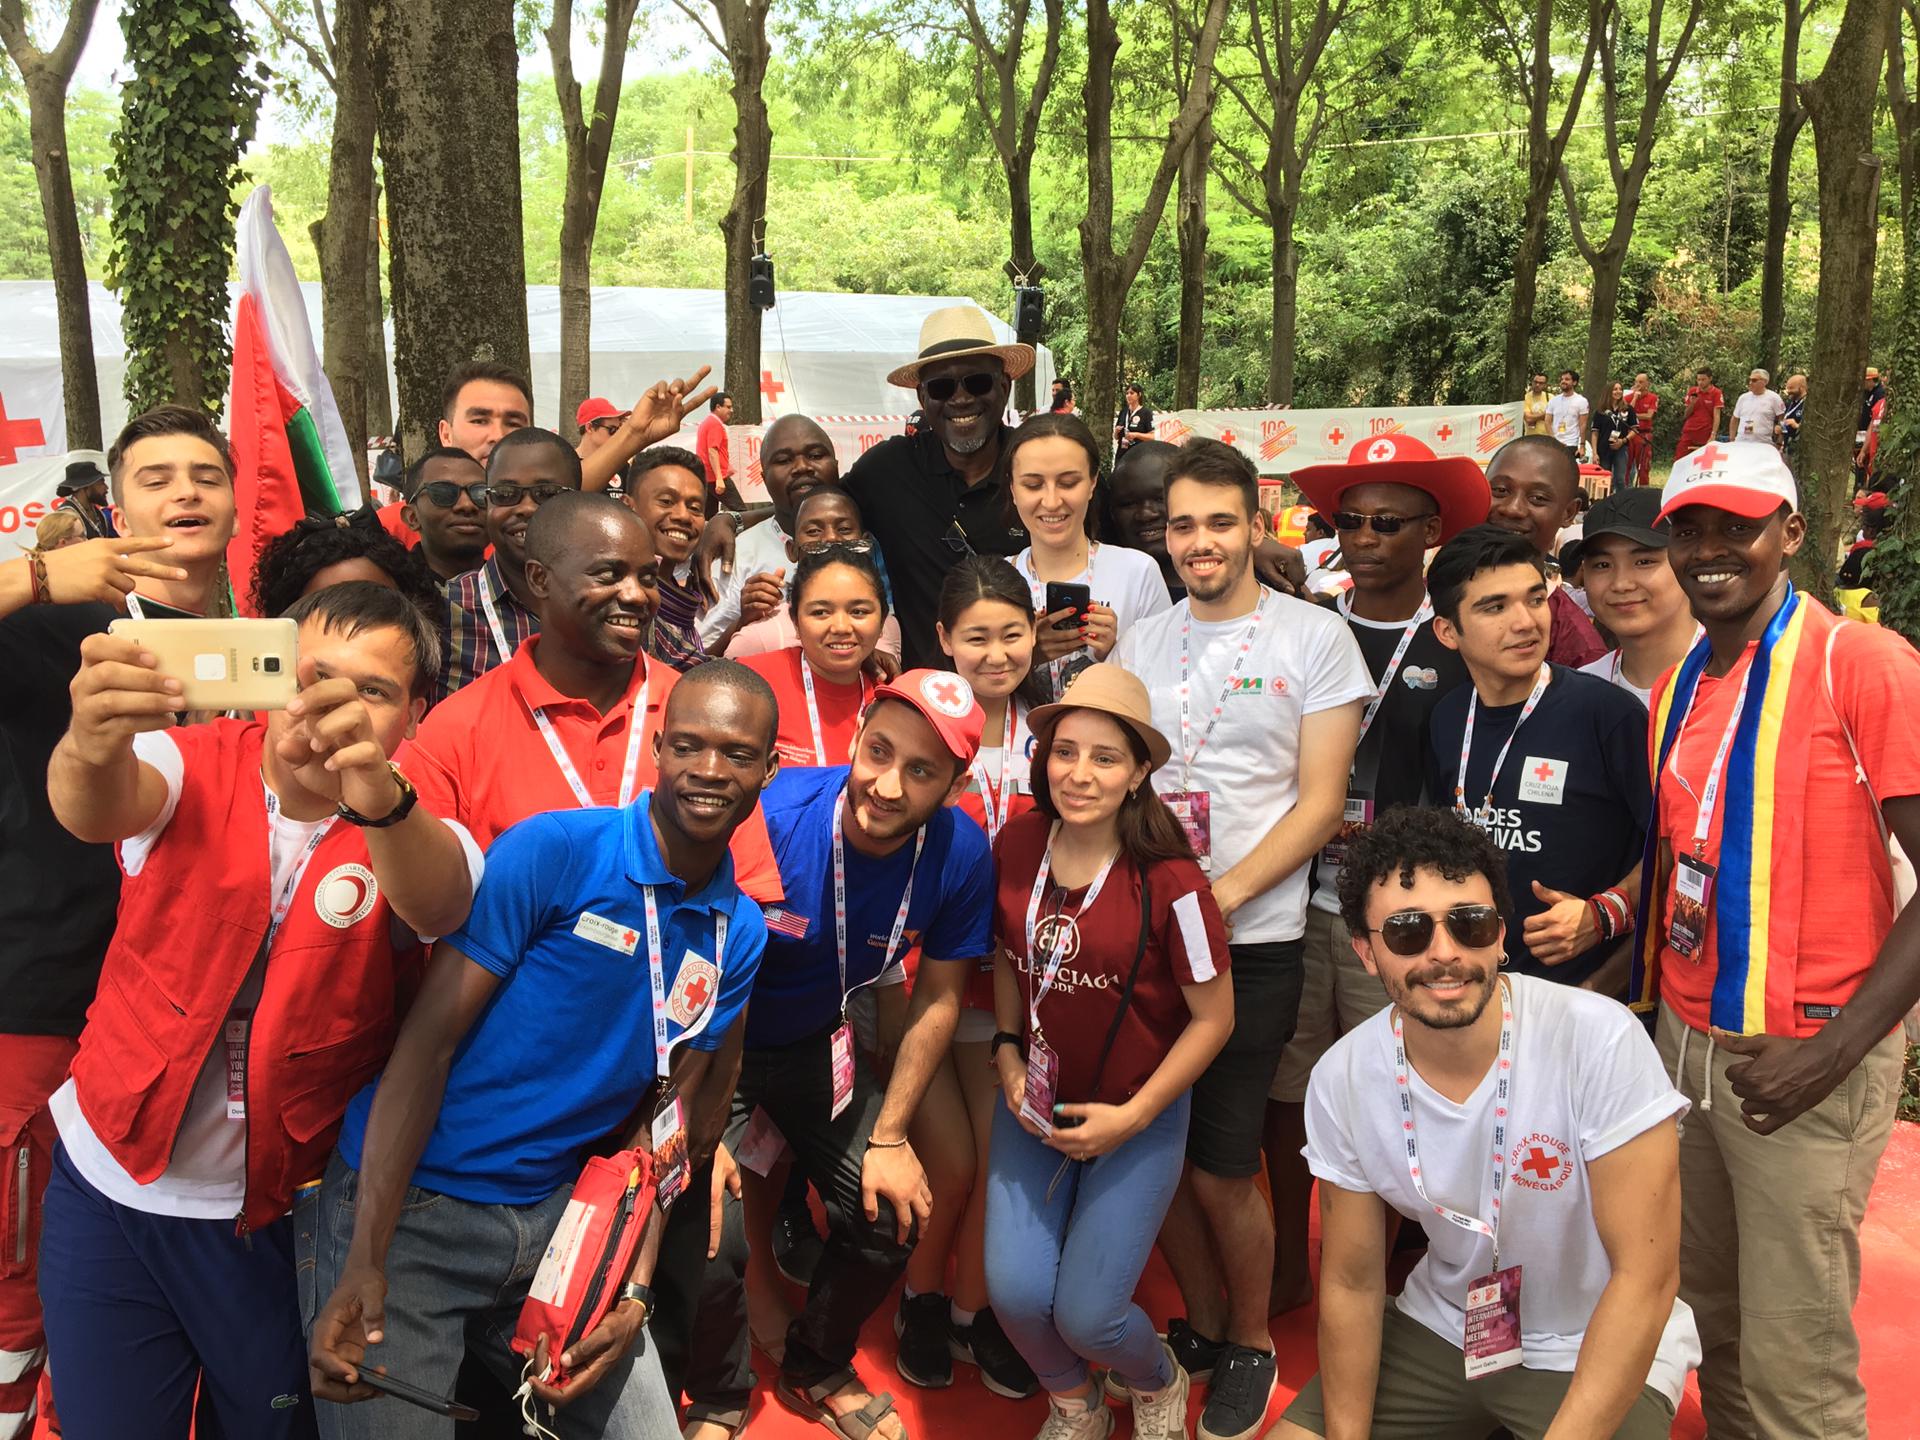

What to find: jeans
left=1607, top=442, right=1632, bottom=490
left=302, top=1150, right=680, bottom=1440
left=983, top=1092, right=1191, bottom=1394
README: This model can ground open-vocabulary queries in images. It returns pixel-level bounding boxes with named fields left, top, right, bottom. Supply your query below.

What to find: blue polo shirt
left=750, top=766, right=993, bottom=1048
left=338, top=792, right=766, bottom=1205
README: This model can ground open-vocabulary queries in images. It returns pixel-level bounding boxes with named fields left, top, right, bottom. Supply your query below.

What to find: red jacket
left=67, top=720, right=424, bottom=1232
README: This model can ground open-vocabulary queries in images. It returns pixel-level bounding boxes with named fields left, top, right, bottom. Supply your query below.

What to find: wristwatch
left=990, top=1031, right=1026, bottom=1061
left=619, top=1282, right=654, bottom=1318
left=336, top=763, right=418, bottom=828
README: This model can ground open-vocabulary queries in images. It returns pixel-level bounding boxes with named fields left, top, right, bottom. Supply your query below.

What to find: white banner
left=1158, top=402, right=1524, bottom=475
left=0, top=363, right=71, bottom=543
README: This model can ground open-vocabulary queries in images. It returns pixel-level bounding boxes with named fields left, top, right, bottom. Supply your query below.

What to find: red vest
left=67, top=720, right=423, bottom=1231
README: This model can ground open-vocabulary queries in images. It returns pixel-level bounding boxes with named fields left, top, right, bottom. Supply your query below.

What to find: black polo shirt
left=844, top=425, right=1026, bottom=668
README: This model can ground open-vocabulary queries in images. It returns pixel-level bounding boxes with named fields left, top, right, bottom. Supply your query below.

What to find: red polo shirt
left=407, top=636, right=783, bottom=903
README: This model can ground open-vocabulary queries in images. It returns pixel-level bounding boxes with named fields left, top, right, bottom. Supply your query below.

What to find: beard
left=1383, top=961, right=1499, bottom=1031
left=941, top=423, right=992, bottom=455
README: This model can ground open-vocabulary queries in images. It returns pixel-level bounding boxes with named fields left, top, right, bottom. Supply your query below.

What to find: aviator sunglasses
left=1368, top=903, right=1502, bottom=956
left=1332, top=509, right=1436, bottom=535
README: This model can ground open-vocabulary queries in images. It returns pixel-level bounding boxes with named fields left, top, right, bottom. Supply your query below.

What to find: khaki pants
left=1655, top=1003, right=1901, bottom=1439
left=1269, top=906, right=1391, bottom=1102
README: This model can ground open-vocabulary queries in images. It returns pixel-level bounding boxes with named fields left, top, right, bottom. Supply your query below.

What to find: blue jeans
left=983, top=1093, right=1190, bottom=1395
left=301, top=1149, right=680, bottom=1440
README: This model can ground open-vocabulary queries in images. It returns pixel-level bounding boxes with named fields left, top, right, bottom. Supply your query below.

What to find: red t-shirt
left=696, top=413, right=731, bottom=484
left=742, top=647, right=874, bottom=769
left=991, top=811, right=1228, bottom=1105
left=1630, top=389, right=1659, bottom=437
left=1678, top=385, right=1722, bottom=442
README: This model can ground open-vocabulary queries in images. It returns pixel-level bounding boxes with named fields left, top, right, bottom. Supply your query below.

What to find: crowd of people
left=1, top=301, right=1916, bottom=1440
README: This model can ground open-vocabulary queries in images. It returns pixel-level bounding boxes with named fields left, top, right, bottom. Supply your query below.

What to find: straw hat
left=1027, top=663, right=1173, bottom=773
left=887, top=305, right=1036, bottom=389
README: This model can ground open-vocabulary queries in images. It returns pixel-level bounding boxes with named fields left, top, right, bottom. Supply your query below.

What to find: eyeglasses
left=922, top=372, right=999, bottom=403
left=415, top=480, right=490, bottom=509
left=486, top=482, right=569, bottom=508
left=588, top=418, right=625, bottom=435
left=1332, top=510, right=1435, bottom=535
left=942, top=517, right=976, bottom=556
left=797, top=537, right=875, bottom=557
left=1368, top=904, right=1502, bottom=956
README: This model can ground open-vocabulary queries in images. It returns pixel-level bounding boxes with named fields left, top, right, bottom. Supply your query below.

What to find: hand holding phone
left=66, top=630, right=189, bottom=765
left=107, top=616, right=299, bottom=712
left=357, top=1367, right=481, bottom=1421
left=1043, top=581, right=1092, bottom=632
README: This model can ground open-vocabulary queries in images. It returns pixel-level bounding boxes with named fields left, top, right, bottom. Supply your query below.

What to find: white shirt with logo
left=1731, top=389, right=1786, bottom=444
left=1546, top=393, right=1589, bottom=448
left=1304, top=975, right=1699, bottom=1404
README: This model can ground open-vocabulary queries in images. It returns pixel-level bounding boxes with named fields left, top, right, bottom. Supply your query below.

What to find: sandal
left=774, top=1369, right=908, bottom=1440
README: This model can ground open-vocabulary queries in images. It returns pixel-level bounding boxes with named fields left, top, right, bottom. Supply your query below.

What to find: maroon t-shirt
left=992, top=811, right=1228, bottom=1105
left=1547, top=585, right=1607, bottom=668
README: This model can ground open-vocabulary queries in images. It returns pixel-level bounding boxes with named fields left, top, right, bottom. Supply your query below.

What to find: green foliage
left=107, top=0, right=264, bottom=415
left=0, top=90, right=117, bottom=280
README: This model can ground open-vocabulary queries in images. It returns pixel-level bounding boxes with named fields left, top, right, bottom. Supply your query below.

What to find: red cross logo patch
left=1511, top=1132, right=1572, bottom=1191
left=668, top=956, right=721, bottom=1027
left=1367, top=438, right=1398, bottom=464
left=919, top=671, right=975, bottom=717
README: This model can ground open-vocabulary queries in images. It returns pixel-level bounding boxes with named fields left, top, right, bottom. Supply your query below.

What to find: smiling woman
left=743, top=547, right=890, bottom=768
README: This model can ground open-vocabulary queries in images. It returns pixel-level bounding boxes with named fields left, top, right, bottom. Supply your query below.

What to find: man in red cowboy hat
left=1264, top=431, right=1485, bottom=1317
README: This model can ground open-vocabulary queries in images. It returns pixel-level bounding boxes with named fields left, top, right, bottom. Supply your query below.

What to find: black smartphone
left=1053, top=1104, right=1086, bottom=1129
left=1043, top=581, right=1092, bottom=632
left=359, top=1366, right=482, bottom=1421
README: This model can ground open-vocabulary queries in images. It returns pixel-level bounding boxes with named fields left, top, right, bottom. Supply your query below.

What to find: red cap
left=576, top=397, right=627, bottom=428
left=1855, top=491, right=1891, bottom=511
left=866, top=669, right=985, bottom=766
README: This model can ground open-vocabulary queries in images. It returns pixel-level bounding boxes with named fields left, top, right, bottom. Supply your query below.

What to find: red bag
left=512, top=1148, right=656, bottom=1390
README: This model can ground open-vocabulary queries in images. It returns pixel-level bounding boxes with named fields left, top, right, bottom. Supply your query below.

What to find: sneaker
left=950, top=1306, right=1039, bottom=1399
left=893, top=1291, right=954, bottom=1388
left=1105, top=1317, right=1220, bottom=1401
left=1034, top=1394, right=1115, bottom=1440
left=1129, top=1340, right=1192, bottom=1440
left=772, top=1203, right=825, bottom=1287
left=1195, top=1343, right=1278, bottom=1440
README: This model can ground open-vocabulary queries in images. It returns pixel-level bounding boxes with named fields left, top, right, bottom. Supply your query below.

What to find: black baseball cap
left=1582, top=486, right=1667, bottom=549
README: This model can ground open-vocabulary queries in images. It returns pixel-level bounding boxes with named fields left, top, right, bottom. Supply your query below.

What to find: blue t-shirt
left=750, top=766, right=993, bottom=1048
left=338, top=793, right=766, bottom=1205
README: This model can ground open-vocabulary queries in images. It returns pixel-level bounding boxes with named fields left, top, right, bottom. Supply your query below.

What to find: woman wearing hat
left=983, top=664, right=1234, bottom=1440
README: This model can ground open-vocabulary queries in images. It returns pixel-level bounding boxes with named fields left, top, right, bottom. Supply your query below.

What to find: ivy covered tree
left=108, top=0, right=264, bottom=415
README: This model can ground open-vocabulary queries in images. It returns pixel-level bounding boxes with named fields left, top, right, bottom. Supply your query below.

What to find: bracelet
left=865, top=1134, right=909, bottom=1150
left=26, top=549, right=51, bottom=605
left=1605, top=886, right=1635, bottom=935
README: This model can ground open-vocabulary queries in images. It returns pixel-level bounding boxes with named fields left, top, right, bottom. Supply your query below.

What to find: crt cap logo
left=919, top=672, right=975, bottom=717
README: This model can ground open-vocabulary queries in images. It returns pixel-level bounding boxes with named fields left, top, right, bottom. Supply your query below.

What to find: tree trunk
left=313, top=0, right=374, bottom=482
left=1269, top=189, right=1299, bottom=405
left=1175, top=108, right=1210, bottom=410
left=24, top=65, right=102, bottom=448
left=365, top=184, right=393, bottom=438
left=1504, top=177, right=1553, bottom=398
left=367, top=0, right=529, bottom=462
left=1082, top=276, right=1125, bottom=464
left=1795, top=0, right=1891, bottom=597
left=1581, top=239, right=1628, bottom=419
left=1009, top=150, right=1039, bottom=415
left=716, top=0, right=771, bottom=426
left=1758, top=0, right=1808, bottom=377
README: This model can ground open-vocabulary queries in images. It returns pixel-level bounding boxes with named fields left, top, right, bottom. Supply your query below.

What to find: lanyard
left=969, top=703, right=1018, bottom=842
left=1665, top=660, right=1756, bottom=859
left=1454, top=668, right=1550, bottom=817
left=1392, top=976, right=1515, bottom=1268
left=125, top=592, right=147, bottom=621
left=800, top=659, right=872, bottom=766
left=830, top=790, right=924, bottom=1013
left=476, top=567, right=515, bottom=665
left=640, top=883, right=727, bottom=1078
left=1341, top=597, right=1433, bottom=745
left=1178, top=590, right=1270, bottom=785
left=262, top=785, right=337, bottom=954
left=1016, top=545, right=1098, bottom=609
left=1022, top=823, right=1118, bottom=1040
left=525, top=668, right=651, bottom=810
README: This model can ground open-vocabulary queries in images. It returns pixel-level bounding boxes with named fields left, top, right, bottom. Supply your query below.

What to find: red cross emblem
left=0, top=393, right=47, bottom=466
left=621, top=928, right=637, bottom=948
left=1520, top=1147, right=1560, bottom=1181
left=760, top=369, right=786, bottom=404
left=1692, top=442, right=1727, bottom=469
left=931, top=679, right=962, bottom=706
left=1217, top=427, right=1238, bottom=446
left=1436, top=423, right=1454, bottom=442
left=1367, top=438, right=1397, bottom=463
left=680, top=972, right=712, bottom=1012
left=1326, top=426, right=1346, bottom=447
left=1532, top=759, right=1555, bottom=782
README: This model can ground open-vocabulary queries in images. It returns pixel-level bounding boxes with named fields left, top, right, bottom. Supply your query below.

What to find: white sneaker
left=1034, top=1393, right=1116, bottom=1440
left=1128, top=1340, right=1193, bottom=1440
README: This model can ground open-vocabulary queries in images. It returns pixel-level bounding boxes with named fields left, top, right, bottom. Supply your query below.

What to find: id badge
left=224, top=1018, right=249, bottom=1120
left=1463, top=1265, right=1524, bottom=1379
left=650, top=1088, right=689, bottom=1211
left=1019, top=1038, right=1058, bottom=1138
left=1321, top=794, right=1373, bottom=869
left=829, top=1023, right=856, bottom=1121
left=1162, top=790, right=1212, bottom=871
left=734, top=1104, right=788, bottom=1178
left=1669, top=853, right=1717, bottom=960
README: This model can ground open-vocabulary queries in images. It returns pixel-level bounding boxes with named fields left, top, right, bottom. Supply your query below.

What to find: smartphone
left=108, top=617, right=299, bottom=712
left=1052, top=1104, right=1086, bottom=1129
left=358, top=1366, right=481, bottom=1421
left=1043, top=581, right=1092, bottom=632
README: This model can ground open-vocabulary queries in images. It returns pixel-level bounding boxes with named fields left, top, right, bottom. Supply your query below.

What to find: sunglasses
left=922, top=371, right=999, bottom=403
left=1332, top=510, right=1435, bottom=535
left=588, top=417, right=625, bottom=435
left=797, top=537, right=875, bottom=557
left=1368, top=904, right=1502, bottom=956
left=415, top=480, right=490, bottom=509
left=486, top=482, right=569, bottom=508
left=942, top=516, right=976, bottom=556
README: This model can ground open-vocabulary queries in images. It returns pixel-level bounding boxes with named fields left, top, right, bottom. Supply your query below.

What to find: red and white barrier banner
left=1158, top=402, right=1524, bottom=476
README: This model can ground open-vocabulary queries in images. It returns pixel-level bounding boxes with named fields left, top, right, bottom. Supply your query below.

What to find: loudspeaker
left=1013, top=285, right=1044, bottom=341
left=749, top=253, right=776, bottom=311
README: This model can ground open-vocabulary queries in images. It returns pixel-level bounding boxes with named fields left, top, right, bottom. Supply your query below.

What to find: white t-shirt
left=1015, top=543, right=1172, bottom=699
left=1304, top=976, right=1700, bottom=1406
left=1546, top=393, right=1589, bottom=448
left=697, top=518, right=793, bottom=648
left=1732, top=389, right=1786, bottom=444
left=1579, top=649, right=1650, bottom=709
left=1114, top=587, right=1373, bottom=943
left=51, top=730, right=484, bottom=1219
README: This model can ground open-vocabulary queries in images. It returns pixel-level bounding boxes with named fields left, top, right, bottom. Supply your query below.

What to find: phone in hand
left=358, top=1366, right=482, bottom=1421
left=107, top=617, right=299, bottom=711
left=1043, top=582, right=1092, bottom=633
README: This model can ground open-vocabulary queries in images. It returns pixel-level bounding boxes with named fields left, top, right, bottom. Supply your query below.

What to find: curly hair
left=1336, top=805, right=1512, bottom=939
left=249, top=508, right=443, bottom=621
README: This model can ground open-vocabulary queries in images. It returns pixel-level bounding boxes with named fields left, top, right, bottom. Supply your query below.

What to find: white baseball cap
left=1656, top=440, right=1799, bottom=523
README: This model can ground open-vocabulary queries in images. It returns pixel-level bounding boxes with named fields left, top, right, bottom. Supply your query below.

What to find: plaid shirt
left=647, top=565, right=710, bottom=674
left=437, top=556, right=539, bottom=707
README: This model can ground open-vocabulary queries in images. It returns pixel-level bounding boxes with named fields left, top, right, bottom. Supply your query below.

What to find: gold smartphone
left=108, top=617, right=300, bottom=712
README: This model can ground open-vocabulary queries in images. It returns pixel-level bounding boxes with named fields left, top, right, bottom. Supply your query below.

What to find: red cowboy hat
left=1291, top=433, right=1491, bottom=544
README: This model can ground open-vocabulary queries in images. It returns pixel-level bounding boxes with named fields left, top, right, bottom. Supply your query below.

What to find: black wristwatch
left=336, top=764, right=418, bottom=828
left=990, top=1031, right=1026, bottom=1060
left=619, top=1281, right=654, bottom=1317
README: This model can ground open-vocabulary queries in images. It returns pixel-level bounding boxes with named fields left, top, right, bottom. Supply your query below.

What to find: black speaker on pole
left=749, top=253, right=776, bottom=311
left=1013, top=284, right=1044, bottom=341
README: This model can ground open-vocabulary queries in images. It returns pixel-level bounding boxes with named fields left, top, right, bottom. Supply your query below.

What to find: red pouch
left=511, top=1148, right=655, bottom=1389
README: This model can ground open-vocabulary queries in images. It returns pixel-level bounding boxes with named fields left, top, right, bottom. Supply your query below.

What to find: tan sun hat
left=886, top=305, right=1036, bottom=389
left=1027, top=663, right=1173, bottom=773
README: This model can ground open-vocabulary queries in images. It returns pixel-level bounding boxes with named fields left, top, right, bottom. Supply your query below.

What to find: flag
left=226, top=186, right=362, bottom=613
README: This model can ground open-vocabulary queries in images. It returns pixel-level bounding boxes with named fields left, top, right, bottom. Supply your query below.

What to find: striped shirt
left=438, top=556, right=539, bottom=707
left=647, top=565, right=709, bottom=674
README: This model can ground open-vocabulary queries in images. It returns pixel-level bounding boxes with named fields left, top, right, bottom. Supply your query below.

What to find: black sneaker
left=893, top=1291, right=954, bottom=1389
left=772, top=1203, right=825, bottom=1287
left=1108, top=1316, right=1221, bottom=1400
left=1196, top=1343, right=1278, bottom=1440
left=949, top=1306, right=1038, bottom=1399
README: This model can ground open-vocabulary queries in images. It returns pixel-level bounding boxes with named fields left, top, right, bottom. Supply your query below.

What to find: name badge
left=650, top=1087, right=689, bottom=1211
left=1516, top=757, right=1568, bottom=805
left=1321, top=794, right=1373, bottom=869
left=1020, top=1039, right=1059, bottom=1138
left=1669, top=854, right=1716, bottom=961
left=1163, top=790, right=1212, bottom=871
left=1463, top=1265, right=1524, bottom=1378
left=829, top=1023, right=856, bottom=1120
left=224, top=1018, right=249, bottom=1120
left=573, top=910, right=640, bottom=955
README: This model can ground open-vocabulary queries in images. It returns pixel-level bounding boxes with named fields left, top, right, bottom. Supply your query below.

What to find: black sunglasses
left=797, top=537, right=875, bottom=557
left=942, top=517, right=976, bottom=556
left=486, top=482, right=569, bottom=508
left=1332, top=510, right=1436, bottom=535
left=922, top=371, right=999, bottom=403
left=415, top=480, right=490, bottom=509
left=1369, top=904, right=1502, bottom=956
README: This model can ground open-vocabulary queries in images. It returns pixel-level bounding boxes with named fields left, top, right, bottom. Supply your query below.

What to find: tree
left=1558, top=0, right=1705, bottom=417
left=0, top=0, right=102, bottom=448
left=1081, top=0, right=1230, bottom=455
left=1175, top=101, right=1211, bottom=408
left=367, top=0, right=529, bottom=461
left=549, top=0, right=643, bottom=431
left=1794, top=0, right=1888, bottom=595
left=679, top=0, right=771, bottom=425
left=1758, top=0, right=1811, bottom=375
left=108, top=0, right=264, bottom=415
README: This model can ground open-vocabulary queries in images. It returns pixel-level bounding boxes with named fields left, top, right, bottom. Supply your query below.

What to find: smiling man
left=400, top=446, right=490, bottom=586
left=1572, top=487, right=1699, bottom=708
left=628, top=446, right=713, bottom=673
left=1633, top=442, right=1920, bottom=1440
left=1484, top=435, right=1607, bottom=668
left=438, top=361, right=533, bottom=467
